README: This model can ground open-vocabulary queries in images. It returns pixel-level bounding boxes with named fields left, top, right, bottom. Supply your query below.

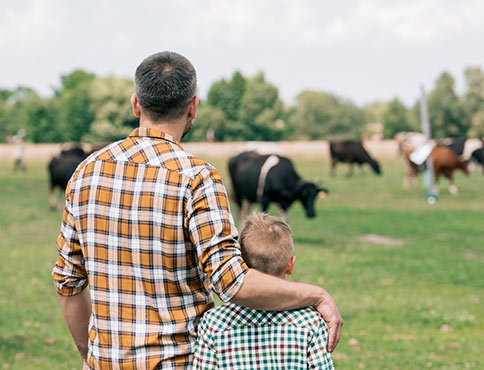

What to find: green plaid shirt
left=193, top=303, right=334, bottom=369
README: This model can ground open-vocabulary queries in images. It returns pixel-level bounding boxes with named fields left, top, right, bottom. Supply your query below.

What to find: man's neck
left=139, top=116, right=185, bottom=142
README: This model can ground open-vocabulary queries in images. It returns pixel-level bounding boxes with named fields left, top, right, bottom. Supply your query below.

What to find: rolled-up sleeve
left=52, top=185, right=88, bottom=296
left=186, top=166, right=248, bottom=302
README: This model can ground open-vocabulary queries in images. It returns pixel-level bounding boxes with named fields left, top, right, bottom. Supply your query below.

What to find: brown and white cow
left=405, top=145, right=470, bottom=195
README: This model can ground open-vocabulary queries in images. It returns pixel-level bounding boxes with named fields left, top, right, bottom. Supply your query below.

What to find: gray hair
left=134, top=51, right=197, bottom=121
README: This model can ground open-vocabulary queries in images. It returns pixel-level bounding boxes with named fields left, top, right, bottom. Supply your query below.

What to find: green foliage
left=464, top=67, right=484, bottom=137
left=84, top=75, right=136, bottom=142
left=184, top=104, right=228, bottom=142
left=201, top=71, right=288, bottom=141
left=207, top=71, right=246, bottom=122
left=428, top=72, right=468, bottom=138
left=382, top=98, right=415, bottom=139
left=361, top=101, right=388, bottom=124
left=56, top=69, right=96, bottom=96
left=290, top=91, right=365, bottom=140
left=2, top=65, right=484, bottom=143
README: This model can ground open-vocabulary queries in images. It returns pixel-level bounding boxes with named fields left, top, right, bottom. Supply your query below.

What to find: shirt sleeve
left=186, top=166, right=248, bottom=302
left=192, top=316, right=217, bottom=369
left=52, top=183, right=88, bottom=296
left=307, top=320, right=334, bottom=369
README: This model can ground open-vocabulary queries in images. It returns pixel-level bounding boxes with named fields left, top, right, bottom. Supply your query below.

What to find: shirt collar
left=128, top=127, right=183, bottom=148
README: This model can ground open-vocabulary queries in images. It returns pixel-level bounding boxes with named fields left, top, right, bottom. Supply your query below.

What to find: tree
left=289, top=91, right=365, bottom=140
left=184, top=104, right=228, bottom=142
left=54, top=70, right=97, bottom=142
left=428, top=72, right=468, bottom=137
left=362, top=101, right=388, bottom=125
left=207, top=71, right=246, bottom=122
left=463, top=67, right=484, bottom=137
left=3, top=87, right=61, bottom=143
left=238, top=72, right=287, bottom=141
left=382, top=98, right=414, bottom=138
left=85, top=76, right=136, bottom=142
left=56, top=69, right=96, bottom=96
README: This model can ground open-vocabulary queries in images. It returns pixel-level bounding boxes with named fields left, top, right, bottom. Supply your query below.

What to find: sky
left=1, top=0, right=484, bottom=106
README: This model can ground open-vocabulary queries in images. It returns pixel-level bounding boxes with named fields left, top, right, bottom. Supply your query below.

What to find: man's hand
left=58, top=288, right=92, bottom=361
left=82, top=359, right=89, bottom=370
left=315, top=290, right=343, bottom=352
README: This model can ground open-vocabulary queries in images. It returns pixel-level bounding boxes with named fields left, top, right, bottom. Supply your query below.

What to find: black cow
left=329, top=140, right=381, bottom=176
left=48, top=147, right=88, bottom=210
left=438, top=137, right=484, bottom=172
left=228, top=151, right=328, bottom=222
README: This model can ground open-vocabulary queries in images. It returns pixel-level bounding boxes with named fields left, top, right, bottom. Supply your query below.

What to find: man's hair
left=134, top=51, right=197, bottom=121
left=239, top=212, right=294, bottom=276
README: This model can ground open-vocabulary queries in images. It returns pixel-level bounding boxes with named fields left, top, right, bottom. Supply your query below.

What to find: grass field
left=1, top=155, right=483, bottom=369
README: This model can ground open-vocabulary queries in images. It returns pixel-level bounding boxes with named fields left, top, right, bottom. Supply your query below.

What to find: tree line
left=1, top=67, right=484, bottom=143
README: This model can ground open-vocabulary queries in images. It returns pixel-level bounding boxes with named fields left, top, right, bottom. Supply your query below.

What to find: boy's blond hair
left=239, top=212, right=293, bottom=276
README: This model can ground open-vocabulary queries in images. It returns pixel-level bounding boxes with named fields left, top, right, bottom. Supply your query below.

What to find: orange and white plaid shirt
left=52, top=127, right=248, bottom=369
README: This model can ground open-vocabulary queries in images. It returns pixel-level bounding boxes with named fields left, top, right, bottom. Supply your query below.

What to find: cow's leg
left=402, top=167, right=411, bottom=190
left=49, top=184, right=57, bottom=211
left=432, top=173, right=440, bottom=195
left=447, top=174, right=458, bottom=195
left=330, top=159, right=337, bottom=177
left=239, top=199, right=251, bottom=227
left=278, top=208, right=288, bottom=222
left=346, top=163, right=354, bottom=177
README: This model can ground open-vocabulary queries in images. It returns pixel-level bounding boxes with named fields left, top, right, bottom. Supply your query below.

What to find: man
left=52, top=51, right=342, bottom=369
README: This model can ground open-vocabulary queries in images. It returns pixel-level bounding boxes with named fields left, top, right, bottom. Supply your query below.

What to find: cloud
left=0, top=0, right=67, bottom=55
left=319, top=0, right=484, bottom=46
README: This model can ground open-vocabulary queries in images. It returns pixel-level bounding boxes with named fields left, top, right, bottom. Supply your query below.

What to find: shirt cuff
left=52, top=268, right=89, bottom=296
left=214, top=256, right=249, bottom=302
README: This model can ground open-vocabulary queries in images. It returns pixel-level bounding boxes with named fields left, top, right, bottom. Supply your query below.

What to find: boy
left=193, top=212, right=334, bottom=369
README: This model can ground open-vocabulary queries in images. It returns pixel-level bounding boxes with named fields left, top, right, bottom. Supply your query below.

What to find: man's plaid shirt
left=193, top=303, right=334, bottom=369
left=52, top=128, right=248, bottom=369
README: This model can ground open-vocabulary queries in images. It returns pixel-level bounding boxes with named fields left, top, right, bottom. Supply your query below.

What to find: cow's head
left=296, top=182, right=329, bottom=218
left=370, top=160, right=382, bottom=175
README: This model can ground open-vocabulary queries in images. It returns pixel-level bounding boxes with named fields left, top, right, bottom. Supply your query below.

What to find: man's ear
left=131, top=94, right=141, bottom=118
left=285, top=256, right=296, bottom=275
left=187, top=96, right=199, bottom=120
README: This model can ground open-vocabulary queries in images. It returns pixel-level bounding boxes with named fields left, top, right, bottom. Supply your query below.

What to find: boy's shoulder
left=200, top=303, right=325, bottom=333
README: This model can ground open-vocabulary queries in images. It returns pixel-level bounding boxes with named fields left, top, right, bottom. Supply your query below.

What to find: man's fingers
left=327, top=320, right=342, bottom=352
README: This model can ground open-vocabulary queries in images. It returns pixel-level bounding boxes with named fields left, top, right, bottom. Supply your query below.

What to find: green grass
left=1, top=156, right=483, bottom=369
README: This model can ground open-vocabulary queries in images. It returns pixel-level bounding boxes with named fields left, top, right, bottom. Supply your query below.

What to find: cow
left=405, top=145, right=470, bottom=195
left=48, top=146, right=88, bottom=210
left=438, top=137, right=484, bottom=172
left=329, top=139, right=381, bottom=176
left=228, top=151, right=328, bottom=223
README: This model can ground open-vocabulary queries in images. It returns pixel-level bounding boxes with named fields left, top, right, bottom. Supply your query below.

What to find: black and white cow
left=48, top=147, right=88, bottom=210
left=228, top=151, right=328, bottom=222
left=438, top=137, right=484, bottom=172
left=329, top=140, right=381, bottom=176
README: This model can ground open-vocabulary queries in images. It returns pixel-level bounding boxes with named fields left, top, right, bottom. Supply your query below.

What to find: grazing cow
left=48, top=147, right=88, bottom=210
left=438, top=137, right=484, bottom=172
left=405, top=145, right=470, bottom=195
left=329, top=140, right=381, bottom=176
left=228, top=151, right=328, bottom=222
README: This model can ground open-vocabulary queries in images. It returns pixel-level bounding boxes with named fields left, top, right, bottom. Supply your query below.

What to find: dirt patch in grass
left=358, top=234, right=406, bottom=246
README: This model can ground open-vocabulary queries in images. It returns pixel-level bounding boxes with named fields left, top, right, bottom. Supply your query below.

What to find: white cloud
left=0, top=0, right=67, bottom=55
left=318, top=0, right=484, bottom=46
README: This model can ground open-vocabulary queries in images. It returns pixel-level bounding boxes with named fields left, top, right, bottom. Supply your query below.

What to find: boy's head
left=239, top=212, right=296, bottom=278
